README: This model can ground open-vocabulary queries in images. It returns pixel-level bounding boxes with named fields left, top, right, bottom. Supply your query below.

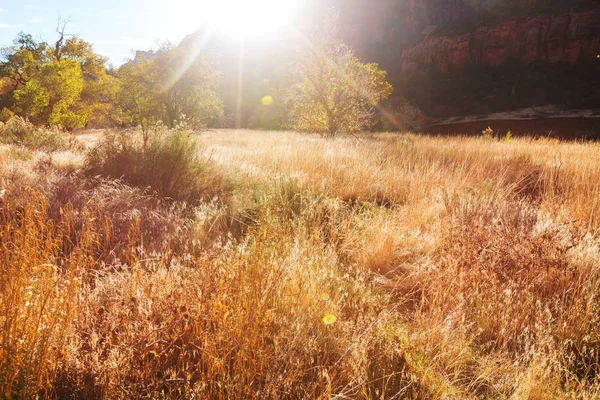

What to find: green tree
left=113, top=53, right=163, bottom=141
left=114, top=44, right=223, bottom=138
left=0, top=33, right=47, bottom=112
left=0, top=25, right=114, bottom=130
left=154, top=44, right=223, bottom=129
left=0, top=33, right=47, bottom=89
left=14, top=58, right=84, bottom=129
left=286, top=38, right=393, bottom=136
left=59, top=37, right=116, bottom=126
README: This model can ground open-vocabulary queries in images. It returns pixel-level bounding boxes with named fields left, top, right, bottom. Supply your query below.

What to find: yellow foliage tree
left=14, top=58, right=84, bottom=129
left=286, top=38, right=393, bottom=136
left=1, top=29, right=115, bottom=130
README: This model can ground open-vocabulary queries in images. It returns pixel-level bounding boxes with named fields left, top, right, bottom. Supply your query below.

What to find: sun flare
left=178, top=0, right=298, bottom=38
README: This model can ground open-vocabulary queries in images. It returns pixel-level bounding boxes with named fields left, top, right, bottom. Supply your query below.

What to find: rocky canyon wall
left=327, top=0, right=600, bottom=115
left=402, top=9, right=600, bottom=72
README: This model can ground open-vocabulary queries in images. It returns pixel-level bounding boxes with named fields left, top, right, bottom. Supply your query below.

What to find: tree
left=113, top=53, right=163, bottom=141
left=286, top=38, right=393, bottom=136
left=14, top=58, right=84, bottom=128
left=0, top=33, right=47, bottom=89
left=114, top=44, right=223, bottom=139
left=0, top=24, right=114, bottom=130
left=153, top=44, right=223, bottom=129
left=59, top=37, right=116, bottom=126
left=0, top=33, right=47, bottom=113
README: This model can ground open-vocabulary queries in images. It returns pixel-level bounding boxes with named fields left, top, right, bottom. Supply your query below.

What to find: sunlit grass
left=1, top=128, right=600, bottom=398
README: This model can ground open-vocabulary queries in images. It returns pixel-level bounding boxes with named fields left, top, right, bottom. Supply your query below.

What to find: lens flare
left=320, top=291, right=330, bottom=301
left=322, top=314, right=337, bottom=325
left=262, top=95, right=274, bottom=106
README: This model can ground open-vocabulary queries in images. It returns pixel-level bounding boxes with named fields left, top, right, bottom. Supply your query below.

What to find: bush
left=379, top=98, right=427, bottom=132
left=0, top=116, right=70, bottom=150
left=85, top=129, right=233, bottom=205
left=481, top=126, right=495, bottom=139
left=0, top=107, right=14, bottom=123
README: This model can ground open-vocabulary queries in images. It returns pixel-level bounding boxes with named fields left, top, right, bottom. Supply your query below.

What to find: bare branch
left=53, top=17, right=74, bottom=61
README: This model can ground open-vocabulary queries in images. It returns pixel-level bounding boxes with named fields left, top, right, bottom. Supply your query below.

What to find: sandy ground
left=437, top=105, right=600, bottom=124
left=425, top=117, right=600, bottom=139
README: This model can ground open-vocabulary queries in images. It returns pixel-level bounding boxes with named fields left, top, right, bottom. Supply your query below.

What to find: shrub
left=0, top=107, right=14, bottom=123
left=85, top=129, right=233, bottom=205
left=0, top=116, right=33, bottom=144
left=379, top=98, right=426, bottom=132
left=0, top=116, right=70, bottom=150
left=481, top=126, right=495, bottom=139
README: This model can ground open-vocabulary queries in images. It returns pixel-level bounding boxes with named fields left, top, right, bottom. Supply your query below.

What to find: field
left=2, top=128, right=600, bottom=399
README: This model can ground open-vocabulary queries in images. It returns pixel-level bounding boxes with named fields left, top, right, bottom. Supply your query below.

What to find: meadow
left=1, top=124, right=600, bottom=399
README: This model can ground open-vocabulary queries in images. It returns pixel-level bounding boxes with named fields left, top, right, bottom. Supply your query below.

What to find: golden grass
left=1, top=129, right=600, bottom=398
left=0, top=189, right=107, bottom=398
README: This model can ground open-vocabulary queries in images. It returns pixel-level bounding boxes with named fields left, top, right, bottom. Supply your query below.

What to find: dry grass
left=1, top=128, right=600, bottom=398
left=85, top=130, right=234, bottom=205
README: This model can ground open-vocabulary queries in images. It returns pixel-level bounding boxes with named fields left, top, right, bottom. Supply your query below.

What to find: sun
left=180, top=0, right=298, bottom=38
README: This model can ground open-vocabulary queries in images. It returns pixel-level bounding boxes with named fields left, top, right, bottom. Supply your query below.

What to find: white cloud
left=0, top=23, right=26, bottom=29
left=28, top=17, right=43, bottom=24
left=24, top=5, right=40, bottom=10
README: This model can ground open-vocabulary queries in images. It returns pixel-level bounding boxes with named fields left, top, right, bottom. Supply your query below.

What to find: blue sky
left=0, top=0, right=210, bottom=66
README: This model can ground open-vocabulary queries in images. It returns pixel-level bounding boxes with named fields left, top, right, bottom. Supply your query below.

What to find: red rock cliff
left=402, top=9, right=600, bottom=72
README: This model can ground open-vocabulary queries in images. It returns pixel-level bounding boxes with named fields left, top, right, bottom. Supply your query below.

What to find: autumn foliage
left=286, top=38, right=393, bottom=135
left=3, top=13, right=599, bottom=400
left=1, top=26, right=393, bottom=135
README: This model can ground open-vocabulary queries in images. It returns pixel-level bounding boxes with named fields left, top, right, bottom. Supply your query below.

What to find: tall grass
left=0, top=189, right=105, bottom=398
left=1, top=129, right=600, bottom=398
